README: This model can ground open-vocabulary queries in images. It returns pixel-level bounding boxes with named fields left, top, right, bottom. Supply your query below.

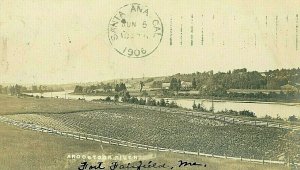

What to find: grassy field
left=0, top=94, right=298, bottom=169
left=0, top=94, right=125, bottom=115
left=0, top=123, right=290, bottom=170
left=6, top=109, right=292, bottom=161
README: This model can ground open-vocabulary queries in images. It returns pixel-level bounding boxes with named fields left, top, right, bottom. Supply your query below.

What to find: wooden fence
left=0, top=115, right=298, bottom=167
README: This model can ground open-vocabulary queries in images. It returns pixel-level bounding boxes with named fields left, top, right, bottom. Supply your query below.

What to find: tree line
left=0, top=84, right=63, bottom=96
left=163, top=68, right=300, bottom=91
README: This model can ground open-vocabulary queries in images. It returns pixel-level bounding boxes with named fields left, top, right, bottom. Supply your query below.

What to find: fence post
left=232, top=119, right=234, bottom=124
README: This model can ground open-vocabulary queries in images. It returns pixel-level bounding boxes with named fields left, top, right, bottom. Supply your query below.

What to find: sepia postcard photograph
left=0, top=0, right=300, bottom=169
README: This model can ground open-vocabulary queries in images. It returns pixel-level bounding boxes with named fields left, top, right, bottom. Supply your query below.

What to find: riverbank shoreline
left=69, top=92, right=300, bottom=106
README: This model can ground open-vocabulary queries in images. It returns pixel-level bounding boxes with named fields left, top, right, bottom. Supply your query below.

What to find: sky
left=0, top=0, right=300, bottom=84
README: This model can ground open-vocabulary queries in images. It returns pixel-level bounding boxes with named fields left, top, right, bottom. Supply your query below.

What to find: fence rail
left=0, top=115, right=298, bottom=167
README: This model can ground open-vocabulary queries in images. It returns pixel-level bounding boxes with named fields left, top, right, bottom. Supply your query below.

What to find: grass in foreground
left=0, top=123, right=290, bottom=170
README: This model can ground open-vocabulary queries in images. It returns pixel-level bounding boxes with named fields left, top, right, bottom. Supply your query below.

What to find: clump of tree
left=151, top=81, right=162, bottom=88
left=192, top=101, right=207, bottom=111
left=121, top=92, right=131, bottom=102
left=115, top=83, right=127, bottom=92
left=288, top=115, right=298, bottom=122
left=73, top=83, right=114, bottom=94
left=74, top=85, right=83, bottom=93
left=105, top=96, right=112, bottom=101
left=162, top=68, right=300, bottom=100
left=117, top=92, right=179, bottom=108
left=0, top=85, right=9, bottom=94
left=7, top=84, right=27, bottom=96
left=140, top=81, right=145, bottom=92
left=169, top=78, right=181, bottom=93
left=216, top=109, right=256, bottom=117
left=146, top=97, right=157, bottom=106
left=144, top=78, right=154, bottom=83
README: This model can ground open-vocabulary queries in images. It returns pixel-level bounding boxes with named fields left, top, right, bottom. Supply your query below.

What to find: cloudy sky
left=0, top=0, right=300, bottom=84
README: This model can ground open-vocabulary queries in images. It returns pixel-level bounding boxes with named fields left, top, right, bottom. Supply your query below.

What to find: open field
left=0, top=94, right=125, bottom=115
left=0, top=94, right=299, bottom=169
left=5, top=109, right=295, bottom=162
left=0, top=123, right=291, bottom=170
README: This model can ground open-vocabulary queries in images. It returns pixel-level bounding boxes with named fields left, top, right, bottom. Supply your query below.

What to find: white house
left=181, top=81, right=192, bottom=90
left=162, top=83, right=170, bottom=89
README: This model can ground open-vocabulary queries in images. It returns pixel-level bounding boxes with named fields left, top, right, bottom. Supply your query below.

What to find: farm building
left=162, top=83, right=170, bottom=89
left=281, top=84, right=298, bottom=93
left=181, top=81, right=192, bottom=90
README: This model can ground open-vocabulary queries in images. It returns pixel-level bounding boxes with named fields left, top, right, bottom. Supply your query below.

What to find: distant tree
left=197, top=103, right=206, bottom=111
left=9, top=86, right=15, bottom=95
left=15, top=84, right=22, bottom=95
left=74, top=85, right=83, bottom=93
left=169, top=101, right=178, bottom=108
left=21, top=86, right=27, bottom=93
left=159, top=99, right=166, bottom=107
left=288, top=115, right=298, bottom=122
left=140, top=81, right=145, bottom=92
left=139, top=98, right=146, bottom=105
left=192, top=101, right=197, bottom=110
left=103, top=83, right=113, bottom=92
left=121, top=91, right=131, bottom=102
left=144, top=78, right=154, bottom=83
left=178, top=79, right=181, bottom=91
left=39, top=85, right=45, bottom=96
left=192, top=78, right=197, bottom=89
left=141, top=90, right=148, bottom=99
left=276, top=114, right=283, bottom=120
left=114, top=94, right=119, bottom=102
left=239, top=110, right=256, bottom=117
left=170, top=78, right=179, bottom=91
left=151, top=81, right=162, bottom=88
left=3, top=86, right=8, bottom=94
left=105, top=96, right=112, bottom=101
left=32, top=85, right=38, bottom=92
left=264, top=115, right=272, bottom=119
left=146, top=97, right=157, bottom=106
left=115, top=84, right=120, bottom=92
left=119, top=83, right=127, bottom=92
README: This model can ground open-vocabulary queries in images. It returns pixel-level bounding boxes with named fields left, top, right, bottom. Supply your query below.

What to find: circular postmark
left=108, top=3, right=163, bottom=58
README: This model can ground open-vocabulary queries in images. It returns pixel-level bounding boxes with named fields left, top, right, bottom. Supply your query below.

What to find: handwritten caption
left=78, top=160, right=207, bottom=170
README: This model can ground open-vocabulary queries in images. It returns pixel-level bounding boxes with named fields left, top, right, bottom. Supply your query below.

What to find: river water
left=26, top=91, right=300, bottom=119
